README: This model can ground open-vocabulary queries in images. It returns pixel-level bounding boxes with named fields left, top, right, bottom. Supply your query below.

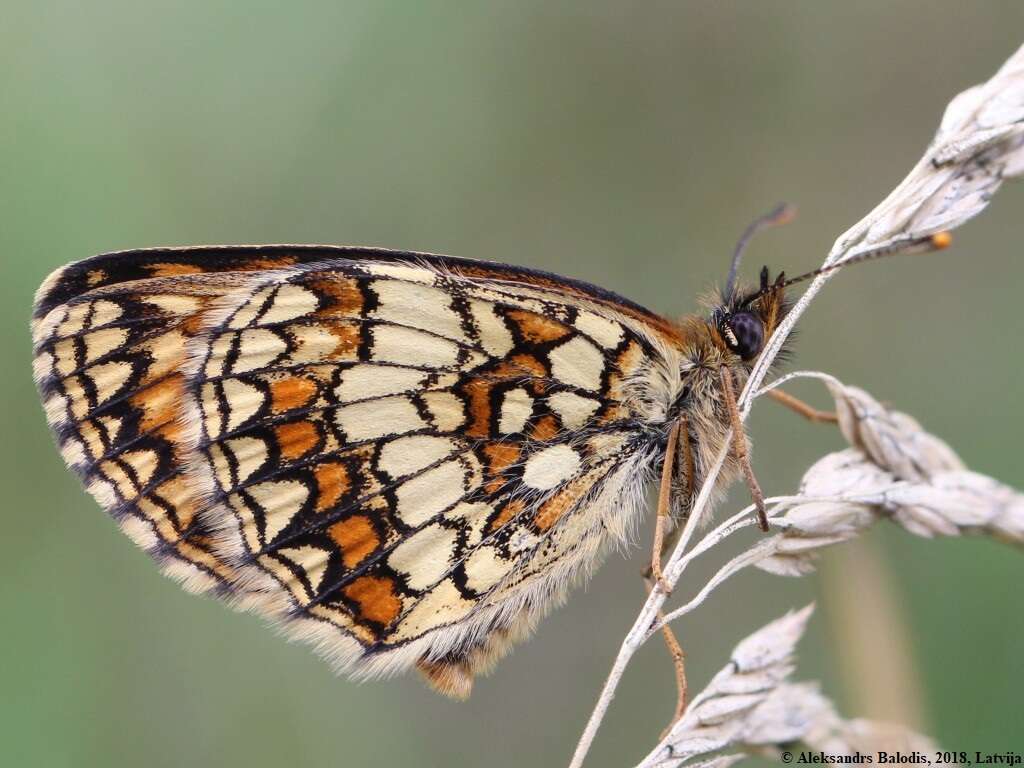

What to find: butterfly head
left=712, top=265, right=791, bottom=364
left=708, top=204, right=799, bottom=365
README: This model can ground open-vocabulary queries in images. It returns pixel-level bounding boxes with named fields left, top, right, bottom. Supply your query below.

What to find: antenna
left=724, top=203, right=798, bottom=299
left=740, top=231, right=952, bottom=304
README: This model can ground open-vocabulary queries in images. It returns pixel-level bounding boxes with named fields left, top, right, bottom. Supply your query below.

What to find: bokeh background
left=3, top=3, right=1022, bottom=766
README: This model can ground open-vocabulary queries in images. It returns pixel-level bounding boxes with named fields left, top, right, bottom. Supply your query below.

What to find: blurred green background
left=3, top=3, right=1022, bottom=766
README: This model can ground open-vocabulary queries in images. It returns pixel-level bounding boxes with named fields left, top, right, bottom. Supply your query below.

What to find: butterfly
left=32, top=214, right=814, bottom=699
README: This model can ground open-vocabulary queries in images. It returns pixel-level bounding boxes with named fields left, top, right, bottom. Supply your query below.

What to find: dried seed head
left=638, top=610, right=945, bottom=768
left=742, top=683, right=944, bottom=760
left=826, top=43, right=1024, bottom=267
left=758, top=446, right=1024, bottom=578
left=825, top=382, right=964, bottom=482
left=885, top=470, right=1024, bottom=542
left=638, top=607, right=813, bottom=767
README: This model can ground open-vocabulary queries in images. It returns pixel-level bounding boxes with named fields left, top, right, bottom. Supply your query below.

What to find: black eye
left=723, top=311, right=764, bottom=360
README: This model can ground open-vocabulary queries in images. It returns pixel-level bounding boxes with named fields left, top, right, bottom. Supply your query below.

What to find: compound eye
left=724, top=311, right=764, bottom=360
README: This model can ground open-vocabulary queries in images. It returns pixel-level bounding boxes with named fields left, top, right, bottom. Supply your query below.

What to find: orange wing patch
left=482, top=442, right=521, bottom=492
left=506, top=308, right=571, bottom=344
left=274, top=421, right=321, bottom=461
left=328, top=515, right=379, bottom=569
left=148, top=262, right=206, bottom=277
left=530, top=415, right=560, bottom=442
left=313, top=462, right=351, bottom=512
left=308, top=273, right=365, bottom=318
left=343, top=575, right=403, bottom=627
left=270, top=376, right=318, bottom=413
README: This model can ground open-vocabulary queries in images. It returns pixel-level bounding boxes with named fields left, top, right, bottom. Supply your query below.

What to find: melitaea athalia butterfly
left=34, top=220, right=943, bottom=697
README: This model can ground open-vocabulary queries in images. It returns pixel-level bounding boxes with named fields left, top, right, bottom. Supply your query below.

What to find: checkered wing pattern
left=32, top=246, right=683, bottom=692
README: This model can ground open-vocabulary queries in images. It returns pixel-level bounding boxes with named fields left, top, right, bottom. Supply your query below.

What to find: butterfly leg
left=767, top=388, right=838, bottom=423
left=719, top=366, right=769, bottom=531
left=643, top=419, right=689, bottom=728
left=643, top=576, right=689, bottom=731
left=648, top=420, right=681, bottom=594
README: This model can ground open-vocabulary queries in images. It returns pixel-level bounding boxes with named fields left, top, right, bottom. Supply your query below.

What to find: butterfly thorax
left=647, top=315, right=751, bottom=519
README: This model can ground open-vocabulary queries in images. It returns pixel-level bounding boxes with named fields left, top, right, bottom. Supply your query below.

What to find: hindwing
left=32, top=246, right=683, bottom=683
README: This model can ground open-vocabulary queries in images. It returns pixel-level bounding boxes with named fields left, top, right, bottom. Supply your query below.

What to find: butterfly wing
left=32, top=246, right=685, bottom=695
left=32, top=249, right=315, bottom=592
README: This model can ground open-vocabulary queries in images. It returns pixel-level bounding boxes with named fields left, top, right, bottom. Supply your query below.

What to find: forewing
left=31, top=250, right=306, bottom=592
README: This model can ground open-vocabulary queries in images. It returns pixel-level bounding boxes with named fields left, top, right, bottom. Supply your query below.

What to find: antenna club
left=774, top=203, right=799, bottom=226
left=931, top=231, right=953, bottom=250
